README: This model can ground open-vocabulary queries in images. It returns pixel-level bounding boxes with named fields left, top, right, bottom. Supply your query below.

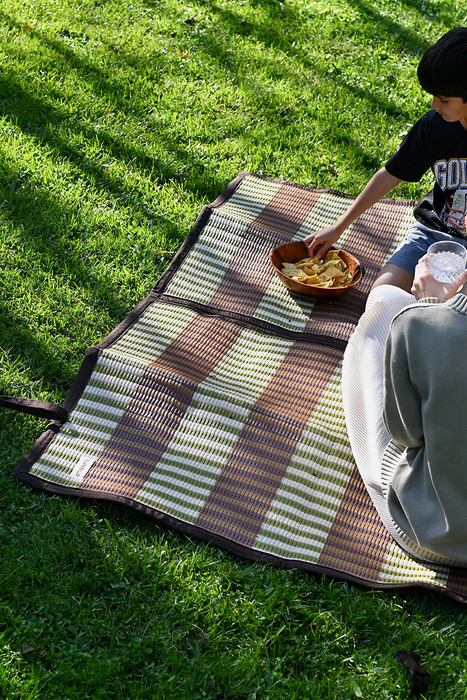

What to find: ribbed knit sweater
left=383, top=293, right=467, bottom=562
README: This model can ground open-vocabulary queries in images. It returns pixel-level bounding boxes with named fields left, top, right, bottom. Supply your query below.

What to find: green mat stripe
left=134, top=330, right=295, bottom=518
left=217, top=176, right=282, bottom=223
left=378, top=542, right=450, bottom=585
left=165, top=211, right=251, bottom=303
left=109, top=303, right=197, bottom=363
left=253, top=275, right=316, bottom=331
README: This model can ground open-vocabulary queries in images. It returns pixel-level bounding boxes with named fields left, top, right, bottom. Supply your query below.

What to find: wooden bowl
left=269, top=241, right=363, bottom=298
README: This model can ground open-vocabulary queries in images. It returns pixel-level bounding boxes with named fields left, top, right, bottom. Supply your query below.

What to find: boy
left=304, top=27, right=467, bottom=293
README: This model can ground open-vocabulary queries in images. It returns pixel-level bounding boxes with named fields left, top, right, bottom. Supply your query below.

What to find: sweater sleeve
left=383, top=321, right=424, bottom=448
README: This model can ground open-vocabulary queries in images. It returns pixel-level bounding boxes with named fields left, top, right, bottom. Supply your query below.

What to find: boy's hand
left=412, top=255, right=467, bottom=300
left=303, top=224, right=343, bottom=259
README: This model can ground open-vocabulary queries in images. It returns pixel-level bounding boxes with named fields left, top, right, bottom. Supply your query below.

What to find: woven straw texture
left=13, top=172, right=467, bottom=604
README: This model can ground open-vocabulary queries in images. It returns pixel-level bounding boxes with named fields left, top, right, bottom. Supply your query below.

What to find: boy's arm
left=304, top=167, right=402, bottom=258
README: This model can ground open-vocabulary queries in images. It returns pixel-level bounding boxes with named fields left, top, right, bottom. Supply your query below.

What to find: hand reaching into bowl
left=303, top=224, right=343, bottom=259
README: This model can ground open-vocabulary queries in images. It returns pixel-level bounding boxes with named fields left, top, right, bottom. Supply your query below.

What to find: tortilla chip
left=303, top=274, right=321, bottom=285
left=324, top=251, right=342, bottom=262
left=313, top=279, right=334, bottom=288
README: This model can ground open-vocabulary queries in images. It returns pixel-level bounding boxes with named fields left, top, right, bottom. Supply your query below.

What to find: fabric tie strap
left=0, top=396, right=69, bottom=423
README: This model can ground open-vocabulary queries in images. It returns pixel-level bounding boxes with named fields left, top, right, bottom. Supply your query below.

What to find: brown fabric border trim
left=155, top=295, right=348, bottom=351
left=11, top=422, right=64, bottom=477
left=209, top=171, right=254, bottom=208
left=7, top=470, right=467, bottom=605
left=150, top=206, right=214, bottom=297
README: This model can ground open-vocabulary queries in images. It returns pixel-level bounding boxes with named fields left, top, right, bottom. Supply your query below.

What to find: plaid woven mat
left=13, top=172, right=467, bottom=604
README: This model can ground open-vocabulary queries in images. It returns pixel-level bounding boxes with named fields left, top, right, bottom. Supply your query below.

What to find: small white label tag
left=70, top=455, right=96, bottom=482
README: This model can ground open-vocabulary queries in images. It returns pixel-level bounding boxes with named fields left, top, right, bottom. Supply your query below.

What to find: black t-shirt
left=385, top=109, right=467, bottom=238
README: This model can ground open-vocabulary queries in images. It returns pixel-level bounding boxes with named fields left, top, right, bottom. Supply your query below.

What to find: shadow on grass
left=0, top=9, right=230, bottom=198
left=0, top=0, right=436, bottom=406
left=0, top=147, right=145, bottom=391
left=199, top=0, right=426, bottom=115
left=0, top=1, right=432, bottom=193
left=0, top=0, right=434, bottom=199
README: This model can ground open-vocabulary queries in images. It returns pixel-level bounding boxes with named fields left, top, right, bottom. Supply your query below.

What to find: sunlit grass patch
left=2, top=0, right=467, bottom=698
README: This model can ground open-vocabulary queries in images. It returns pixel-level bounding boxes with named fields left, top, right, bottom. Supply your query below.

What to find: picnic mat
left=10, top=172, right=467, bottom=604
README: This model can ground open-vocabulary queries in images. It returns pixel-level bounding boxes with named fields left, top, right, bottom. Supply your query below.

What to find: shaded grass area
left=2, top=0, right=467, bottom=697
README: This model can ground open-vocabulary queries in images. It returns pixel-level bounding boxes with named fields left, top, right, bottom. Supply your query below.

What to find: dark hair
left=418, top=27, right=467, bottom=101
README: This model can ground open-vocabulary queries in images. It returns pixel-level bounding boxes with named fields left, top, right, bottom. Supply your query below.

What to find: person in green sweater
left=382, top=258, right=467, bottom=563
left=342, top=259, right=467, bottom=565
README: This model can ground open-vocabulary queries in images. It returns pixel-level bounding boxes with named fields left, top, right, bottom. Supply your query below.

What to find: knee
left=371, top=264, right=414, bottom=294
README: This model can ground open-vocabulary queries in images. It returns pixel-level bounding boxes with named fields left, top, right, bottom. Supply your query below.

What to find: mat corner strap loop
left=0, top=396, right=69, bottom=423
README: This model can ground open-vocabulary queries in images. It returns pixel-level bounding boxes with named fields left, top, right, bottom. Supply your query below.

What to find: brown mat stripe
left=446, top=566, right=467, bottom=599
left=81, top=316, right=243, bottom=497
left=252, top=183, right=323, bottom=237
left=318, top=465, right=392, bottom=580
left=195, top=342, right=342, bottom=545
left=345, top=198, right=412, bottom=286
left=200, top=184, right=323, bottom=317
left=209, top=186, right=337, bottom=324
left=148, top=314, right=244, bottom=385
left=208, top=223, right=286, bottom=316
left=79, top=368, right=198, bottom=497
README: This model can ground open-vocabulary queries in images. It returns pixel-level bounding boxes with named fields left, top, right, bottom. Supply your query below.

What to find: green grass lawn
left=2, top=0, right=467, bottom=698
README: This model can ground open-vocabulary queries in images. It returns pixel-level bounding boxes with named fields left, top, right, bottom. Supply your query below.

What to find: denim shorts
left=387, top=222, right=467, bottom=276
